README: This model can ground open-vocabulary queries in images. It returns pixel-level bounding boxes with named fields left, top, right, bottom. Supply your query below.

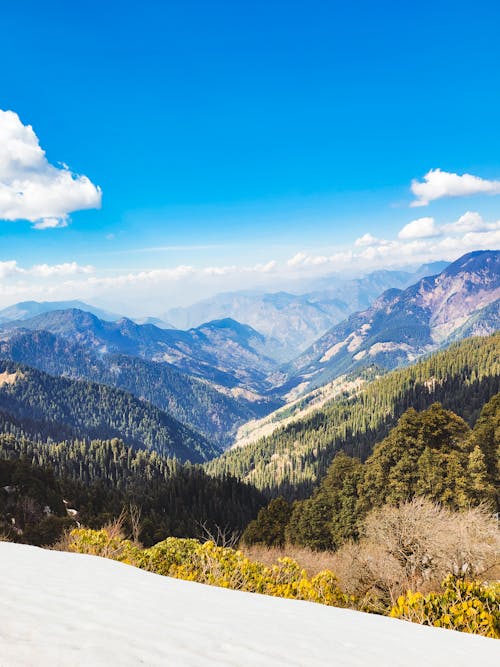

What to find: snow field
left=0, top=542, right=498, bottom=666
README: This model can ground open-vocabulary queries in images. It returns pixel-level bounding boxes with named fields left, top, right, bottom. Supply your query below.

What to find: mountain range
left=0, top=358, right=217, bottom=462
left=0, top=300, right=173, bottom=330
left=0, top=329, right=275, bottom=447
left=0, top=251, right=497, bottom=451
left=0, top=310, right=279, bottom=393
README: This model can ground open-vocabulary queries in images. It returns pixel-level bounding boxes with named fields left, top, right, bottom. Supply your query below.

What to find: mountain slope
left=281, top=251, right=499, bottom=395
left=206, top=333, right=500, bottom=496
left=164, top=265, right=450, bottom=360
left=0, top=329, right=276, bottom=446
left=0, top=359, right=218, bottom=462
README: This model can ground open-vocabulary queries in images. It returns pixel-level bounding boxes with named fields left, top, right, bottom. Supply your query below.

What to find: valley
left=0, top=249, right=499, bottom=652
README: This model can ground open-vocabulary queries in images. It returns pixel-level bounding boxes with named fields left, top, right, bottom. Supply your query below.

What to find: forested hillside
left=0, top=330, right=277, bottom=446
left=243, top=394, right=500, bottom=551
left=289, top=397, right=500, bottom=550
left=0, top=359, right=218, bottom=462
left=207, top=334, right=500, bottom=497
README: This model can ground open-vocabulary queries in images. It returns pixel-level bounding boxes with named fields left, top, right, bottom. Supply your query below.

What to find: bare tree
left=331, top=497, right=500, bottom=609
left=128, top=504, right=142, bottom=544
left=197, top=521, right=241, bottom=549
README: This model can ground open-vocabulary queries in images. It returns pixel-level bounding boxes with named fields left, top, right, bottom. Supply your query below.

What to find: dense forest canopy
left=0, top=434, right=265, bottom=546
left=0, top=359, right=218, bottom=462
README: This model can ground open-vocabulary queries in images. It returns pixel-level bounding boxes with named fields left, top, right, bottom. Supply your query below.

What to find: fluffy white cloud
left=0, top=261, right=20, bottom=279
left=0, top=109, right=101, bottom=228
left=30, top=262, right=94, bottom=277
left=281, top=215, right=500, bottom=277
left=411, top=169, right=500, bottom=207
left=398, top=217, right=439, bottom=239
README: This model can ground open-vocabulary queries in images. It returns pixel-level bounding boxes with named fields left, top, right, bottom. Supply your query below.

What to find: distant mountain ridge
left=0, top=301, right=174, bottom=329
left=163, top=263, right=450, bottom=360
left=0, top=310, right=279, bottom=393
left=0, top=329, right=277, bottom=447
left=0, top=300, right=123, bottom=323
left=279, top=250, right=500, bottom=395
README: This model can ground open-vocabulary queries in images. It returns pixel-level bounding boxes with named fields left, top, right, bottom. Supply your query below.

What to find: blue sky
left=1, top=0, right=500, bottom=313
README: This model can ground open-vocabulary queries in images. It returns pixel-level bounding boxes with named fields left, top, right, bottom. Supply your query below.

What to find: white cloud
left=0, top=214, right=497, bottom=312
left=398, top=217, right=439, bottom=239
left=281, top=216, right=500, bottom=277
left=0, top=260, right=93, bottom=281
left=442, top=211, right=500, bottom=234
left=410, top=169, right=500, bottom=207
left=246, top=260, right=278, bottom=273
left=0, top=261, right=20, bottom=279
left=33, top=217, right=68, bottom=230
left=287, top=252, right=308, bottom=267
left=30, top=262, right=94, bottom=277
left=354, top=233, right=380, bottom=247
left=0, top=109, right=102, bottom=228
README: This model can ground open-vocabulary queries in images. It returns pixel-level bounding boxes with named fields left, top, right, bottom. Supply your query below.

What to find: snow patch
left=0, top=542, right=498, bottom=666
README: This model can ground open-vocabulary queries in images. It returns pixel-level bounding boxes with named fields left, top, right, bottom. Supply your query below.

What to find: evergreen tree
left=241, top=497, right=292, bottom=547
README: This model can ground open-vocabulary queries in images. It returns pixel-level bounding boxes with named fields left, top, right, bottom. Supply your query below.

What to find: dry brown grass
left=241, top=543, right=337, bottom=576
left=50, top=511, right=136, bottom=555
left=49, top=529, right=75, bottom=552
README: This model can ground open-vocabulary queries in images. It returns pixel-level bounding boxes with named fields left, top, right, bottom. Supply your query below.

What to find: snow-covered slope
left=1, top=543, right=498, bottom=666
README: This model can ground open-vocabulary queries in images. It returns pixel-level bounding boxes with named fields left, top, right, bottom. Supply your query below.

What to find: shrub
left=390, top=575, right=500, bottom=638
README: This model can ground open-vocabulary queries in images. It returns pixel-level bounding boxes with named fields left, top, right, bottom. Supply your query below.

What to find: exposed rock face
left=281, top=251, right=500, bottom=394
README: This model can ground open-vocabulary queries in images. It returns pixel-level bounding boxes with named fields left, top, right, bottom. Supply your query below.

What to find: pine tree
left=466, top=446, right=496, bottom=506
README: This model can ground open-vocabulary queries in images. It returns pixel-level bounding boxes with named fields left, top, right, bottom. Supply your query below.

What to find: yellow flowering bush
left=62, top=527, right=142, bottom=563
left=62, top=528, right=349, bottom=608
left=390, top=575, right=500, bottom=638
